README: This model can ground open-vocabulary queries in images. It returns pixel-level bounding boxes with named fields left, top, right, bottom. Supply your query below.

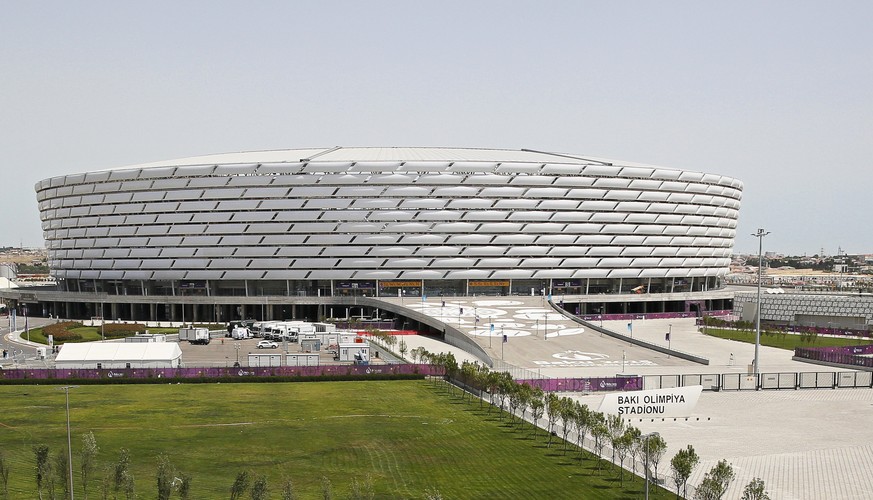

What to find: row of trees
left=410, top=349, right=771, bottom=499
left=0, top=432, right=393, bottom=500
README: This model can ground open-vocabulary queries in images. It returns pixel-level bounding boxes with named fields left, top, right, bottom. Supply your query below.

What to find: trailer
left=286, top=353, right=320, bottom=367
left=248, top=353, right=282, bottom=367
left=178, top=327, right=211, bottom=345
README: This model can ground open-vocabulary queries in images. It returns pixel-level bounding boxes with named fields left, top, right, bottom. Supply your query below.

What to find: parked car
left=257, top=340, right=278, bottom=349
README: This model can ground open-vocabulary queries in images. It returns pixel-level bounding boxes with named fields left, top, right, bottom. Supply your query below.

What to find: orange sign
left=469, top=280, right=510, bottom=287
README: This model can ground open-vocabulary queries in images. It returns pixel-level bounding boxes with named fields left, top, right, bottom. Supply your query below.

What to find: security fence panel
left=799, top=372, right=836, bottom=389
left=700, top=373, right=720, bottom=391
left=660, top=374, right=680, bottom=389
left=739, top=375, right=758, bottom=390
left=838, top=372, right=857, bottom=388
left=643, top=375, right=662, bottom=390
left=857, top=371, right=873, bottom=387
left=761, top=373, right=780, bottom=390
left=682, top=374, right=702, bottom=387
left=816, top=371, right=835, bottom=388
left=722, top=373, right=741, bottom=391
left=778, top=372, right=796, bottom=389
left=799, top=372, right=817, bottom=389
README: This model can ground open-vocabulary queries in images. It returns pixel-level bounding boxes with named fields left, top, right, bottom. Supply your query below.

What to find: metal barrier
left=643, top=370, right=873, bottom=392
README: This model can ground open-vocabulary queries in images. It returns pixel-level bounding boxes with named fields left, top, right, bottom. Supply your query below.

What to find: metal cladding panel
left=607, top=268, right=643, bottom=279
left=415, top=246, right=460, bottom=257
left=477, top=258, right=521, bottom=267
left=492, top=199, right=538, bottom=209
left=463, top=174, right=512, bottom=185
left=276, top=247, right=321, bottom=257
left=38, top=148, right=741, bottom=284
left=490, top=269, right=535, bottom=279
left=445, top=269, right=491, bottom=279
left=336, top=259, right=384, bottom=268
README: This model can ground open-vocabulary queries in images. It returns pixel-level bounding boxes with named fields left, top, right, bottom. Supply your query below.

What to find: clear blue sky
left=2, top=1, right=871, bottom=255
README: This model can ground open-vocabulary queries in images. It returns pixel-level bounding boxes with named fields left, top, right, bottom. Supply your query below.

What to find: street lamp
left=752, top=228, right=770, bottom=376
left=643, top=431, right=660, bottom=500
left=58, top=385, right=78, bottom=499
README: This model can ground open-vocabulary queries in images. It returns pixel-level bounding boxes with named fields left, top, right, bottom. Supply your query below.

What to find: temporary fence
left=643, top=370, right=873, bottom=392
left=0, top=363, right=445, bottom=381
left=518, top=376, right=642, bottom=393
left=794, top=344, right=873, bottom=369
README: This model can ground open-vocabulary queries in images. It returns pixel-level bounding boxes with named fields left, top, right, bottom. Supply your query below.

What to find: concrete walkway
left=395, top=297, right=869, bottom=499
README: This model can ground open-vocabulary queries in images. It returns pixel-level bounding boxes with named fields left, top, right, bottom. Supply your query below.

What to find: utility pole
left=752, top=228, right=770, bottom=376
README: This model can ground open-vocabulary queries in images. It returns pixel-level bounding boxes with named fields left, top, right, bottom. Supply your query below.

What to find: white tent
left=56, top=342, right=182, bottom=369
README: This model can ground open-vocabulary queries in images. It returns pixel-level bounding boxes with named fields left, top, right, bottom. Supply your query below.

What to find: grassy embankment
left=0, top=380, right=668, bottom=499
left=701, top=328, right=873, bottom=350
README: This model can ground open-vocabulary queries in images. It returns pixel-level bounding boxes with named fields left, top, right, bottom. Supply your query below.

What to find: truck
left=231, top=327, right=251, bottom=340
left=178, top=327, right=211, bottom=345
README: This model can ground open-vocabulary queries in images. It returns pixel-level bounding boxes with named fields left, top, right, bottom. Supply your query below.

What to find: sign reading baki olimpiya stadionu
left=598, top=385, right=702, bottom=418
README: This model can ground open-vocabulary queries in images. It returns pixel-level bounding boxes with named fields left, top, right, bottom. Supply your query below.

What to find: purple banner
left=577, top=310, right=733, bottom=322
left=517, top=377, right=642, bottom=393
left=0, top=363, right=446, bottom=381
left=794, top=346, right=873, bottom=368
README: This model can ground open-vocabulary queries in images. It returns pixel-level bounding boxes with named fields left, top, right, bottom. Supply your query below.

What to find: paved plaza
left=395, top=296, right=871, bottom=499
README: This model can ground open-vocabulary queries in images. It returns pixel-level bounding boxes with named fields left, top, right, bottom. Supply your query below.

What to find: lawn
left=701, top=328, right=873, bottom=350
left=0, top=381, right=665, bottom=499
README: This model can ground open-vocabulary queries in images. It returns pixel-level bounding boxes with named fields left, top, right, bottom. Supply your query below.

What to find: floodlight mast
left=752, top=228, right=770, bottom=376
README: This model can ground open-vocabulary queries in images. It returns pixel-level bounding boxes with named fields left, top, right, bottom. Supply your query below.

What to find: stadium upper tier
left=35, top=147, right=742, bottom=296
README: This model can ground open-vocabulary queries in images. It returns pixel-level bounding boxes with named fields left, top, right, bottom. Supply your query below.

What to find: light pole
left=752, top=228, right=770, bottom=376
left=59, top=385, right=78, bottom=499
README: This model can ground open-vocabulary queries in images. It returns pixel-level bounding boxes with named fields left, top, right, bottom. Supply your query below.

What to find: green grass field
left=0, top=381, right=665, bottom=499
left=701, top=327, right=873, bottom=350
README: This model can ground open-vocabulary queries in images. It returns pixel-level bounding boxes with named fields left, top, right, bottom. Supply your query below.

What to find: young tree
left=175, top=473, right=192, bottom=500
left=515, top=383, right=533, bottom=429
left=113, top=448, right=131, bottom=498
left=573, top=402, right=591, bottom=457
left=625, top=426, right=642, bottom=475
left=558, top=397, right=576, bottom=452
left=321, top=475, right=333, bottom=500
left=606, top=414, right=625, bottom=465
left=80, top=431, right=99, bottom=500
left=670, top=445, right=700, bottom=499
left=741, top=477, right=771, bottom=500
left=615, top=430, right=635, bottom=485
left=281, top=477, right=296, bottom=500
left=545, top=393, right=561, bottom=447
left=398, top=339, right=409, bottom=359
left=156, top=454, right=175, bottom=500
left=250, top=474, right=268, bottom=500
left=590, top=417, right=609, bottom=472
left=0, top=449, right=9, bottom=498
left=230, top=471, right=251, bottom=500
left=33, top=445, right=50, bottom=500
left=529, top=388, right=545, bottom=437
left=693, top=460, right=735, bottom=500
left=645, top=434, right=667, bottom=485
left=55, top=449, right=70, bottom=500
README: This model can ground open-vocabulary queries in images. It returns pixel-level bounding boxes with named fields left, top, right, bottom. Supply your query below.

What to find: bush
left=102, top=323, right=148, bottom=339
left=42, top=322, right=84, bottom=342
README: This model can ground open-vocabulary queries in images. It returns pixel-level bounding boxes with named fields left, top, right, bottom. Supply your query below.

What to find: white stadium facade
left=3, top=147, right=742, bottom=324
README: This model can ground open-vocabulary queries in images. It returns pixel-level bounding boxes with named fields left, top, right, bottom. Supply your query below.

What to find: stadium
left=3, top=147, right=742, bottom=324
